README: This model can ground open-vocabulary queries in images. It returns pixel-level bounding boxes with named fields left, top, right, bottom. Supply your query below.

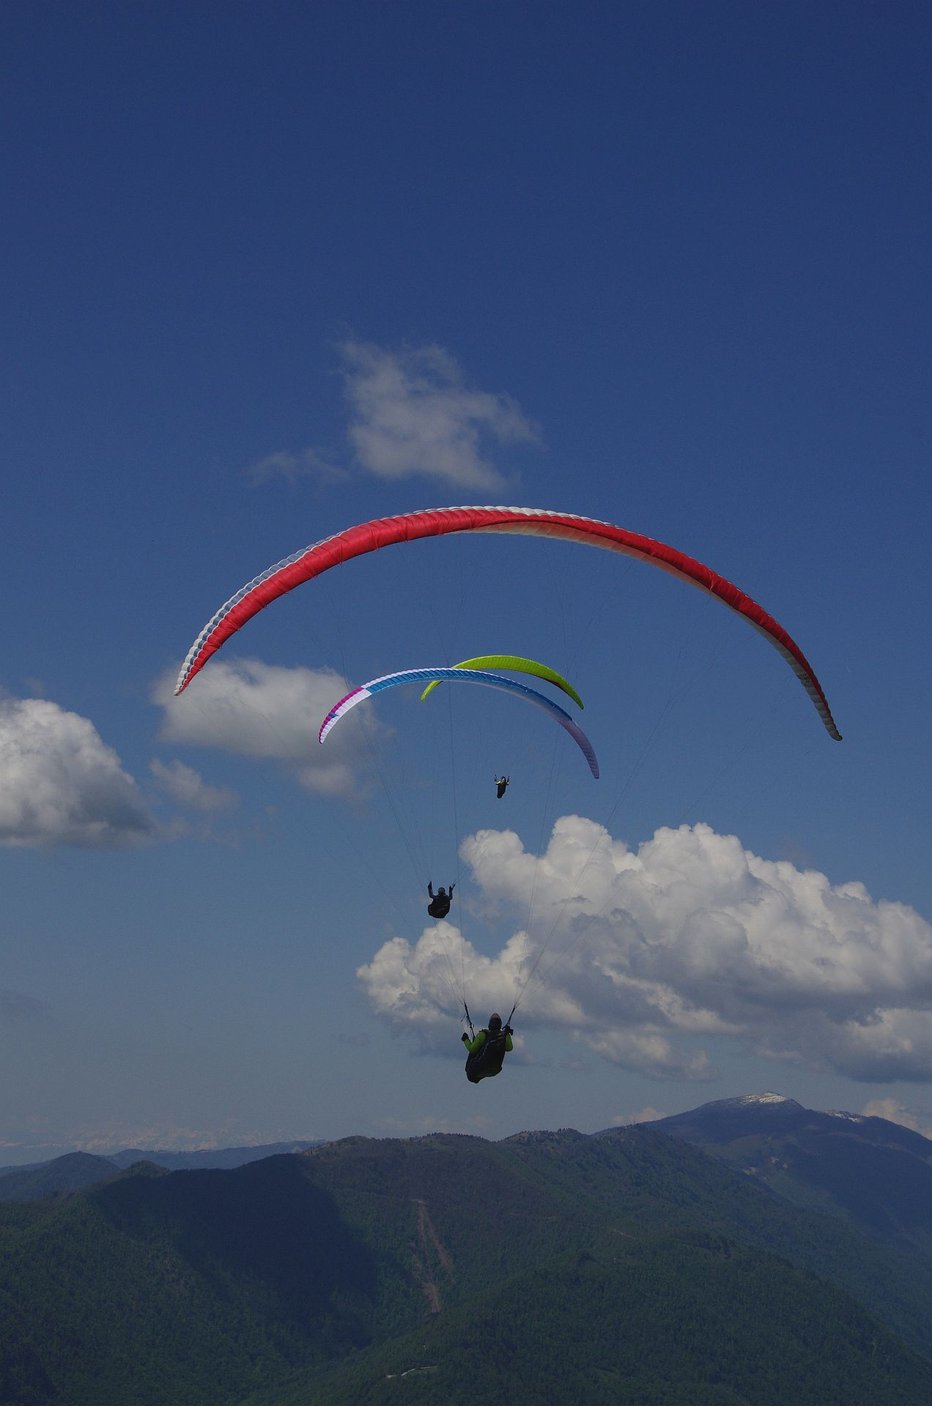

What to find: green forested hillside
left=2, top=1127, right=932, bottom=1406
left=302, top=1128, right=932, bottom=1366
left=0, top=1157, right=377, bottom=1406
left=271, top=1237, right=932, bottom=1406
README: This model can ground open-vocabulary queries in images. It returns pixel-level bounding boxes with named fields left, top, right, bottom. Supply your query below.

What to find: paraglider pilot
left=427, top=881, right=455, bottom=919
left=462, top=1013, right=513, bottom=1083
left=495, top=774, right=510, bottom=799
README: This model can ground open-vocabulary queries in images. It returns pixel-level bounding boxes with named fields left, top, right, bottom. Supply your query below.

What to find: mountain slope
left=653, top=1094, right=932, bottom=1255
left=3, top=1124, right=932, bottom=1405
left=0, top=1157, right=378, bottom=1406
left=0, top=1153, right=121, bottom=1203
left=248, top=1235, right=932, bottom=1406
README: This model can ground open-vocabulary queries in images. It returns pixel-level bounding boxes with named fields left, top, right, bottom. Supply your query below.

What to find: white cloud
left=72, top=1121, right=295, bottom=1153
left=860, top=1097, right=932, bottom=1139
left=358, top=816, right=932, bottom=1082
left=149, top=759, right=236, bottom=812
left=155, top=658, right=386, bottom=798
left=0, top=697, right=156, bottom=848
left=245, top=448, right=345, bottom=486
left=341, top=340, right=539, bottom=488
left=609, top=1107, right=667, bottom=1127
left=242, top=340, right=538, bottom=494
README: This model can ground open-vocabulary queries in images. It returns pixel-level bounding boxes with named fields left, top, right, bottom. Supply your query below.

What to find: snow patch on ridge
left=735, top=1092, right=790, bottom=1105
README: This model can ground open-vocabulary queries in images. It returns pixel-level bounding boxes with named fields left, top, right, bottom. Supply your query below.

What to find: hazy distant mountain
left=652, top=1092, right=932, bottom=1255
left=0, top=1140, right=324, bottom=1198
left=107, top=1140, right=323, bottom=1172
left=0, top=1152, right=121, bottom=1202
left=3, top=1121, right=932, bottom=1405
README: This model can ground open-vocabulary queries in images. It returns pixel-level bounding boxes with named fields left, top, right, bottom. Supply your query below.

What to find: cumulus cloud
left=860, top=1097, right=932, bottom=1139
left=0, top=697, right=156, bottom=848
left=358, top=816, right=932, bottom=1082
left=149, top=759, right=236, bottom=812
left=155, top=659, right=385, bottom=797
left=340, top=340, right=539, bottom=488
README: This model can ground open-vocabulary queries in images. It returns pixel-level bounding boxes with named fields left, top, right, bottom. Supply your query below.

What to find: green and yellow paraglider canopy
left=419, top=654, right=584, bottom=709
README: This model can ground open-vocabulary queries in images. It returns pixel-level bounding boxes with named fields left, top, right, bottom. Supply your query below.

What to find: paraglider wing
left=175, top=506, right=840, bottom=740
left=419, top=655, right=584, bottom=708
left=318, top=667, right=600, bottom=778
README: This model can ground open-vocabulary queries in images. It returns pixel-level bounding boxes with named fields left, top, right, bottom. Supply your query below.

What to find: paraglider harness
left=428, top=882, right=454, bottom=920
left=463, top=1002, right=515, bottom=1084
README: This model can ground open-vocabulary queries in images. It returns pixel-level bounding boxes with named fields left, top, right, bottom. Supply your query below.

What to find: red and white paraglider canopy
left=175, top=505, right=841, bottom=741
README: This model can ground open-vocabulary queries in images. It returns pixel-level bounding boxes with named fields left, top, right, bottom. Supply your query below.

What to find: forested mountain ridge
left=4, top=1121, right=932, bottom=1404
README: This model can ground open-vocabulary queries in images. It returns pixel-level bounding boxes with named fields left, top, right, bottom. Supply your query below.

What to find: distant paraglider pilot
left=462, top=1013, right=513, bottom=1083
left=495, top=774, right=510, bottom=799
left=427, top=881, right=455, bottom=919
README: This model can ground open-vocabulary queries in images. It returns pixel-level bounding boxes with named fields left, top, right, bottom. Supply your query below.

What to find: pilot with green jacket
left=462, top=1013, right=513, bottom=1083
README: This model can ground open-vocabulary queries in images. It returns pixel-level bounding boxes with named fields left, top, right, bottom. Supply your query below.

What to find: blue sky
left=2, top=0, right=930, bottom=1163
